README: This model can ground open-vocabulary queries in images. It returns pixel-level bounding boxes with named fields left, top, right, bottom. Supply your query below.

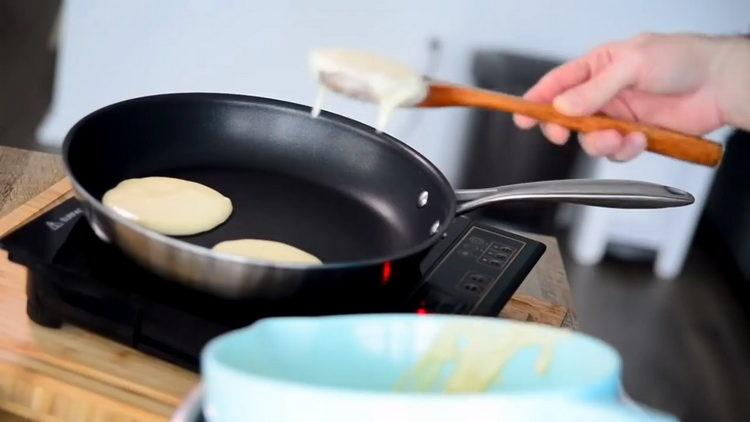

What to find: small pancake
left=213, top=239, right=322, bottom=265
left=103, top=177, right=232, bottom=236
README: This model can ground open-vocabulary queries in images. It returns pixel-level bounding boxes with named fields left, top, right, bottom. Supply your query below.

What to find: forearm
left=712, top=36, right=750, bottom=131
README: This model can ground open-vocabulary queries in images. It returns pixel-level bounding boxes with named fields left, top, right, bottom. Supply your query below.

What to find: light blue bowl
left=201, top=314, right=676, bottom=422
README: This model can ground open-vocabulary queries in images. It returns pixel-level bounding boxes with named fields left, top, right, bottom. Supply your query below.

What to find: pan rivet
left=417, top=191, right=429, bottom=208
left=430, top=220, right=440, bottom=235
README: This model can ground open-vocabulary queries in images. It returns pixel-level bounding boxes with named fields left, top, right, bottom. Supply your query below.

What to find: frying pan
left=63, top=93, right=693, bottom=299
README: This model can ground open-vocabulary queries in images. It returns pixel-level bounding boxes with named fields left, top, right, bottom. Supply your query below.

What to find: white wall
left=39, top=0, right=749, bottom=183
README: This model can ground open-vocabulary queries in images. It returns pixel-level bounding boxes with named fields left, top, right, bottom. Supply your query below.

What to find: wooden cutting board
left=0, top=174, right=575, bottom=421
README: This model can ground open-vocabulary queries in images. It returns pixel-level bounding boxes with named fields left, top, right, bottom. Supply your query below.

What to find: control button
left=458, top=272, right=491, bottom=291
left=458, top=250, right=473, bottom=258
left=489, top=259, right=504, bottom=267
left=501, top=246, right=513, bottom=253
left=479, top=256, right=490, bottom=264
left=490, top=243, right=502, bottom=251
left=469, top=273, right=487, bottom=283
left=479, top=250, right=509, bottom=261
left=462, top=282, right=482, bottom=293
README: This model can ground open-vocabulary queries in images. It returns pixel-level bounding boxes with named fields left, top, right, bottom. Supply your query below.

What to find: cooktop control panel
left=411, top=216, right=545, bottom=316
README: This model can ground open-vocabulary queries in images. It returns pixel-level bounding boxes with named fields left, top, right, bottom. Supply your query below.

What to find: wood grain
left=0, top=178, right=73, bottom=237
left=420, top=84, right=723, bottom=167
left=0, top=146, right=66, bottom=219
left=513, top=230, right=578, bottom=329
left=500, top=295, right=567, bottom=326
left=0, top=146, right=577, bottom=420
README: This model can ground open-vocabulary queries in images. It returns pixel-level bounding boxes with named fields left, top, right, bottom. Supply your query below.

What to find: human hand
left=513, top=33, right=745, bottom=161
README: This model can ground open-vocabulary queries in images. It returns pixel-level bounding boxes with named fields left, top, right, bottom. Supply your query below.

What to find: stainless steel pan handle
left=454, top=179, right=694, bottom=215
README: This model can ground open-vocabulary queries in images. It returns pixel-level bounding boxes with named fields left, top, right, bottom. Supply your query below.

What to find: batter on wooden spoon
left=309, top=49, right=428, bottom=132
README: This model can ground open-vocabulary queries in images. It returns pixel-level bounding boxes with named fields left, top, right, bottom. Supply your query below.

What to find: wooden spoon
left=311, top=49, right=723, bottom=167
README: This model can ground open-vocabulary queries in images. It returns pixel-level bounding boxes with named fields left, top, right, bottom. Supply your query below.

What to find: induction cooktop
left=1, top=199, right=545, bottom=371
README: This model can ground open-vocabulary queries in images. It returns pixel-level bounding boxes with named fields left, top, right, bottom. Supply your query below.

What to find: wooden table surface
left=0, top=145, right=575, bottom=421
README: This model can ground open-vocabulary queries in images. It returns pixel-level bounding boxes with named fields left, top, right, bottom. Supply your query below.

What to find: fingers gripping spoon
left=309, top=49, right=723, bottom=167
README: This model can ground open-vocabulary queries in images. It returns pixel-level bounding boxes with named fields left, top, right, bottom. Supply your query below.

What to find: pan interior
left=65, top=94, right=454, bottom=263
left=156, top=167, right=402, bottom=262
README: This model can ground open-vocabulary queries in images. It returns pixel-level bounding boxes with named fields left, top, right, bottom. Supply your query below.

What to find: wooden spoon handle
left=420, top=84, right=723, bottom=167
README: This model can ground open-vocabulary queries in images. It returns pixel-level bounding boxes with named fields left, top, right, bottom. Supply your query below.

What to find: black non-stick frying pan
left=63, top=93, right=693, bottom=299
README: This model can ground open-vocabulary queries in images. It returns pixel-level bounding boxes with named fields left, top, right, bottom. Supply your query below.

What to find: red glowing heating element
left=416, top=308, right=428, bottom=316
left=380, top=261, right=392, bottom=285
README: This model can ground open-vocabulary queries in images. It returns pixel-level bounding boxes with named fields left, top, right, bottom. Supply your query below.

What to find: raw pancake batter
left=103, top=177, right=232, bottom=236
left=309, top=48, right=428, bottom=132
left=213, top=239, right=322, bottom=265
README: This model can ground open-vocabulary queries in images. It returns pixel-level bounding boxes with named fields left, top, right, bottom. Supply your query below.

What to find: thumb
left=553, top=59, right=637, bottom=116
